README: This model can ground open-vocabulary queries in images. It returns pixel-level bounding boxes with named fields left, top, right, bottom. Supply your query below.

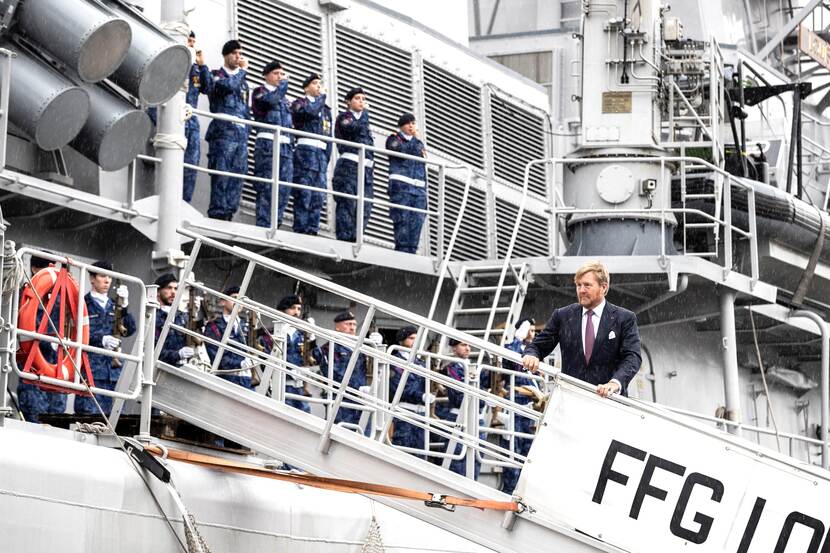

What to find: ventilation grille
left=363, top=154, right=395, bottom=246
left=491, top=94, right=548, bottom=198
left=237, top=0, right=327, bottom=228
left=335, top=26, right=413, bottom=134
left=428, top=176, right=489, bottom=261
left=495, top=199, right=550, bottom=258
left=423, top=62, right=484, bottom=169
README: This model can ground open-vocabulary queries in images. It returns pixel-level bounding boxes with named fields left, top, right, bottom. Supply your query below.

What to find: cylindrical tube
left=101, top=0, right=191, bottom=105
left=4, top=45, right=90, bottom=150
left=69, top=83, right=152, bottom=172
left=16, top=0, right=132, bottom=83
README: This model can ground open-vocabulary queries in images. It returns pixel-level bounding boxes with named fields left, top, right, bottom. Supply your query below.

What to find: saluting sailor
left=386, top=113, right=428, bottom=253
left=182, top=31, right=211, bottom=203
left=251, top=59, right=294, bottom=228
left=332, top=87, right=374, bottom=241
left=290, top=73, right=332, bottom=235
left=204, top=39, right=250, bottom=221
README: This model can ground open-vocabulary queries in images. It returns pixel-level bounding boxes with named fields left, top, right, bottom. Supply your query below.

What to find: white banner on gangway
left=516, top=380, right=830, bottom=553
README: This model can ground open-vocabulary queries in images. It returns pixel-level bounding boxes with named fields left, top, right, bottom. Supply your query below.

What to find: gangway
left=146, top=229, right=830, bottom=553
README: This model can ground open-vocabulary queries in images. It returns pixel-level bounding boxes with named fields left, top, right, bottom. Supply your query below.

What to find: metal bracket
left=122, top=437, right=171, bottom=483
left=424, top=494, right=456, bottom=512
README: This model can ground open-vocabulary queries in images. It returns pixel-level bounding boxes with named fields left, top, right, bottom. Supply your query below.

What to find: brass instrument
left=111, top=279, right=128, bottom=368
left=428, top=337, right=447, bottom=419
left=182, top=276, right=211, bottom=371
left=246, top=310, right=263, bottom=387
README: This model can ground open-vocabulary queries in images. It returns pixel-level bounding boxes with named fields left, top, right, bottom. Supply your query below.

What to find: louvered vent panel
left=423, top=62, right=484, bottom=169
left=495, top=199, right=550, bottom=258
left=363, top=154, right=395, bottom=246
left=237, top=0, right=328, bottom=229
left=491, top=95, right=548, bottom=198
left=428, top=176, right=489, bottom=261
left=335, top=26, right=413, bottom=134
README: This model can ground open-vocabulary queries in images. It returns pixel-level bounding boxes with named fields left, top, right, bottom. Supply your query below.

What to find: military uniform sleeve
left=197, top=65, right=211, bottom=94
left=445, top=363, right=465, bottom=410
left=611, top=309, right=643, bottom=391
left=386, top=134, right=403, bottom=152
left=210, top=69, right=247, bottom=96
left=203, top=321, right=220, bottom=362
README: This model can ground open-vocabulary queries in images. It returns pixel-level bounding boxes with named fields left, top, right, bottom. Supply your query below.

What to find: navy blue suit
left=524, top=301, right=642, bottom=395
left=74, top=293, right=137, bottom=415
left=386, top=132, right=427, bottom=253
left=205, top=67, right=250, bottom=220
left=290, top=94, right=332, bottom=234
left=251, top=80, right=294, bottom=228
left=333, top=110, right=374, bottom=241
left=184, top=63, right=211, bottom=202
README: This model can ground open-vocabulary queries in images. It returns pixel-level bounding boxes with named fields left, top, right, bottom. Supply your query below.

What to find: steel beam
left=756, top=0, right=825, bottom=60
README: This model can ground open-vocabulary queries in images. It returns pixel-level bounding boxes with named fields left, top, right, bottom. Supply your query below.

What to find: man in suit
left=522, top=261, right=641, bottom=397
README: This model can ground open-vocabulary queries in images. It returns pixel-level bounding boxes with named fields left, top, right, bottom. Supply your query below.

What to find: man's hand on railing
left=522, top=354, right=540, bottom=373
left=596, top=380, right=621, bottom=398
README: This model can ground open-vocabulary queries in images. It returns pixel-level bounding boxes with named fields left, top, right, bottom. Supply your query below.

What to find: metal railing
left=136, top=106, right=473, bottom=267
left=544, top=156, right=760, bottom=284
left=153, top=228, right=551, bottom=482
left=8, top=248, right=150, bottom=407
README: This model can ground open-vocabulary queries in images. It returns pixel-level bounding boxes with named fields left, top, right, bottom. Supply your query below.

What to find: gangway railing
left=5, top=248, right=150, bottom=415
left=137, top=106, right=473, bottom=268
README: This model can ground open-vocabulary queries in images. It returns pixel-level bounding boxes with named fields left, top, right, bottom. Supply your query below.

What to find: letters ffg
left=591, top=439, right=829, bottom=552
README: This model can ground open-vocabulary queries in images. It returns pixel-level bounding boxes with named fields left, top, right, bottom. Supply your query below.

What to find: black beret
left=221, top=39, right=242, bottom=56
left=397, top=112, right=415, bottom=127
left=91, top=260, right=113, bottom=275
left=334, top=311, right=356, bottom=323
left=448, top=338, right=462, bottom=347
left=262, top=60, right=282, bottom=76
left=154, top=273, right=177, bottom=289
left=223, top=285, right=241, bottom=296
left=344, top=87, right=364, bottom=102
left=302, top=73, right=321, bottom=89
left=189, top=31, right=196, bottom=39
left=29, top=255, right=51, bottom=271
left=277, top=295, right=302, bottom=311
left=396, top=326, right=417, bottom=344
left=515, top=317, right=536, bottom=329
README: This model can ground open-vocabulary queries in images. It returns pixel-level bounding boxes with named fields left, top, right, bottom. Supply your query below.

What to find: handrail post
left=549, top=160, right=558, bottom=261
left=0, top=237, right=14, bottom=425
left=465, top=366, right=479, bottom=479
left=354, top=146, right=366, bottom=256
left=791, top=310, right=830, bottom=470
left=436, top=165, right=446, bottom=267
left=723, top=176, right=733, bottom=279
left=747, top=188, right=759, bottom=287
left=318, top=305, right=376, bottom=453
left=269, top=127, right=282, bottom=237
left=138, top=285, right=158, bottom=442
left=0, top=49, right=12, bottom=172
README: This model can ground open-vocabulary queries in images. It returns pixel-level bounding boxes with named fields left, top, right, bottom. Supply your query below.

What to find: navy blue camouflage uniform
left=74, top=293, right=137, bottom=415
left=290, top=95, right=332, bottom=234
left=203, top=316, right=253, bottom=390
left=184, top=62, right=211, bottom=202
left=333, top=110, right=374, bottom=240
left=436, top=360, right=490, bottom=478
left=389, top=349, right=428, bottom=452
left=154, top=307, right=189, bottom=366
left=251, top=80, right=294, bottom=228
left=386, top=132, right=427, bottom=253
left=499, top=338, right=538, bottom=495
left=205, top=67, right=250, bottom=220
left=320, top=342, right=366, bottom=428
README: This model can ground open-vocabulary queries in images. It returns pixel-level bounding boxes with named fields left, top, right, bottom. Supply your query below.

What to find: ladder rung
left=460, top=285, right=518, bottom=294
left=684, top=222, right=719, bottom=228
left=454, top=307, right=512, bottom=315
left=684, top=252, right=718, bottom=258
left=465, top=264, right=522, bottom=272
left=684, top=194, right=717, bottom=199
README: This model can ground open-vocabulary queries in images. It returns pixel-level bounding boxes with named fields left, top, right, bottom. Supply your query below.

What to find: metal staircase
left=443, top=262, right=531, bottom=347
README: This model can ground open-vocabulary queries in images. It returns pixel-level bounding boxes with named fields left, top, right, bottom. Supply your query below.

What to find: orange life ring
left=17, top=266, right=94, bottom=393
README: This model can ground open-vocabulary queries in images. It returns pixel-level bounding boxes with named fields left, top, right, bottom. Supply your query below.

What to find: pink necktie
left=584, top=309, right=595, bottom=364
